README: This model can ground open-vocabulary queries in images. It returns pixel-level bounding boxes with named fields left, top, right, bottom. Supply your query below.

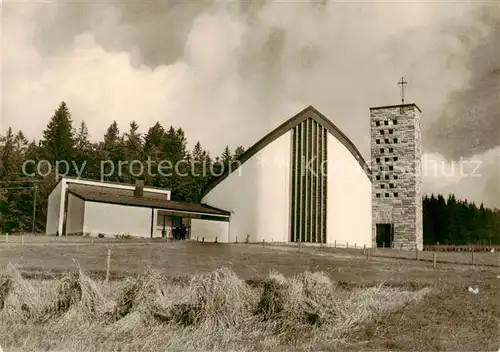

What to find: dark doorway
left=376, top=223, right=394, bottom=248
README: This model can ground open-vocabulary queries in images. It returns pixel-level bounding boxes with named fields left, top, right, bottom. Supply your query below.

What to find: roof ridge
left=200, top=105, right=371, bottom=198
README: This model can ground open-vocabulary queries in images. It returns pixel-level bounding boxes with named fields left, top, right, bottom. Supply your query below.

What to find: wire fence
left=1, top=233, right=499, bottom=268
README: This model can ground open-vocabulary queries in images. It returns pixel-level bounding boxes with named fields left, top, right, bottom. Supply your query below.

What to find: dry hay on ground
left=0, top=263, right=42, bottom=323
left=148, top=267, right=257, bottom=328
left=0, top=264, right=434, bottom=351
left=36, top=265, right=107, bottom=325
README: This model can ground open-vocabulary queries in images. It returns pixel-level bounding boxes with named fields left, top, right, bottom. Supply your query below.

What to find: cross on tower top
left=398, top=77, right=407, bottom=105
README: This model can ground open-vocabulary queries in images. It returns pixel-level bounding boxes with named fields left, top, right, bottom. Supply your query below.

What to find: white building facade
left=46, top=177, right=229, bottom=238
left=199, top=106, right=373, bottom=247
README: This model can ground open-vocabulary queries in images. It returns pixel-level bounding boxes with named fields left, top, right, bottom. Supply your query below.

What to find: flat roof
left=68, top=189, right=230, bottom=217
left=369, top=103, right=421, bottom=113
left=48, top=176, right=171, bottom=197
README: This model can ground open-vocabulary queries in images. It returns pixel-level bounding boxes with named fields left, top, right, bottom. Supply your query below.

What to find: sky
left=1, top=0, right=499, bottom=208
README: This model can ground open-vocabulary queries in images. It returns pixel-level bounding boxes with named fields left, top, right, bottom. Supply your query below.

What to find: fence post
left=215, top=236, right=218, bottom=243
left=262, top=239, right=265, bottom=247
left=235, top=236, right=238, bottom=243
left=334, top=240, right=336, bottom=248
left=202, top=237, right=204, bottom=243
left=105, top=249, right=111, bottom=283
left=347, top=242, right=349, bottom=249
left=5, top=233, right=8, bottom=243
left=91, top=237, right=94, bottom=246
left=433, top=252, right=436, bottom=269
left=416, top=248, right=419, bottom=261
left=471, top=250, right=475, bottom=265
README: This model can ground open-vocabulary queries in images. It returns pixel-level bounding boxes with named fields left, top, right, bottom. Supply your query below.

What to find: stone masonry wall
left=370, top=104, right=423, bottom=250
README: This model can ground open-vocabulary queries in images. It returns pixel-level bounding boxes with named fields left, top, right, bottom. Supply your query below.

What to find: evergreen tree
left=185, top=141, right=213, bottom=202
left=73, top=121, right=95, bottom=179
left=124, top=121, right=142, bottom=157
left=234, top=145, right=245, bottom=158
left=75, top=121, right=90, bottom=151
left=423, top=195, right=436, bottom=244
left=434, top=194, right=447, bottom=244
left=123, top=121, right=143, bottom=181
left=40, top=101, right=75, bottom=163
left=0, top=127, right=15, bottom=179
left=144, top=122, right=165, bottom=157
left=0, top=127, right=38, bottom=232
left=143, top=122, right=167, bottom=187
left=101, top=121, right=125, bottom=181
left=14, top=131, right=29, bottom=152
left=221, top=145, right=232, bottom=165
left=159, top=126, right=188, bottom=198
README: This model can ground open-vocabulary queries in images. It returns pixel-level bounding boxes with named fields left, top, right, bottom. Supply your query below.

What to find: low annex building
left=45, top=177, right=229, bottom=238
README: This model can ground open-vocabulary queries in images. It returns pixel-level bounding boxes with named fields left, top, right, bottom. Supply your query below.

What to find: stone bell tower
left=370, top=78, right=423, bottom=250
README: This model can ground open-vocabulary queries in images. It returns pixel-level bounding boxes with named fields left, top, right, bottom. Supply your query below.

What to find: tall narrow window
left=290, top=118, right=327, bottom=243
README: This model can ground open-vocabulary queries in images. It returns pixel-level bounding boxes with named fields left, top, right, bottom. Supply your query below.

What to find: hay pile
left=255, top=271, right=338, bottom=324
left=253, top=271, right=432, bottom=345
left=0, top=263, right=40, bottom=323
left=110, top=268, right=167, bottom=321
left=104, top=269, right=169, bottom=334
left=337, top=284, right=432, bottom=331
left=148, top=267, right=257, bottom=329
left=37, top=267, right=106, bottom=325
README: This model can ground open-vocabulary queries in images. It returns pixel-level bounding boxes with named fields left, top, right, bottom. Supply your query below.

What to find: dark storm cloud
left=33, top=1, right=213, bottom=67
left=425, top=3, right=500, bottom=160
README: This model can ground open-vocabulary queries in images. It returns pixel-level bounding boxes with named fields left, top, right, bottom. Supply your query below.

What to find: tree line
left=423, top=194, right=500, bottom=245
left=1, top=101, right=499, bottom=243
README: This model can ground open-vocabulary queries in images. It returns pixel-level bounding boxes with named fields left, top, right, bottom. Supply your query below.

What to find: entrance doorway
left=156, top=212, right=191, bottom=240
left=376, top=223, right=394, bottom=248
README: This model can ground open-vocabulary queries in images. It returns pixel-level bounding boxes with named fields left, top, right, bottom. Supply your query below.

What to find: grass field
left=0, top=236, right=499, bottom=351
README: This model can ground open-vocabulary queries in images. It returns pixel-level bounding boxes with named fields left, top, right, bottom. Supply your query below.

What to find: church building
left=46, top=102, right=423, bottom=250
left=197, top=103, right=423, bottom=250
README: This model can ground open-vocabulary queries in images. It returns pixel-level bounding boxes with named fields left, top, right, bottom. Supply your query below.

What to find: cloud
left=1, top=0, right=498, bottom=207
left=422, top=148, right=500, bottom=208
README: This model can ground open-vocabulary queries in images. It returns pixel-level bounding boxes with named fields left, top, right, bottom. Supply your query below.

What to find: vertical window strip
left=290, top=128, right=297, bottom=242
left=315, top=123, right=321, bottom=243
left=290, top=119, right=328, bottom=244
left=310, top=121, right=317, bottom=243
left=303, top=119, right=311, bottom=242
left=304, top=119, right=311, bottom=242
left=322, top=127, right=328, bottom=243
left=300, top=121, right=306, bottom=242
